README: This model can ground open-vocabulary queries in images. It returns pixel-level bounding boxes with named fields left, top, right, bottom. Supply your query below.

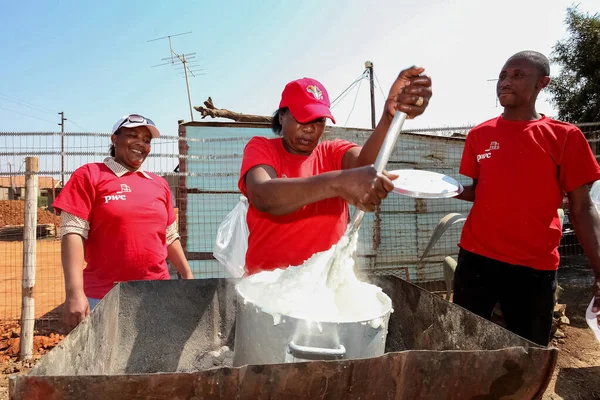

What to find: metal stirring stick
left=326, top=111, right=408, bottom=287
left=345, top=111, right=408, bottom=237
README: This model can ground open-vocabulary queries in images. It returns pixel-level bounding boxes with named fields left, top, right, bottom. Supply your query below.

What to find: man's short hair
left=508, top=51, right=550, bottom=77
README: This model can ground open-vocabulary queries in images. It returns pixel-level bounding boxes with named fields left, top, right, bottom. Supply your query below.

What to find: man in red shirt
left=239, top=67, right=433, bottom=274
left=455, top=51, right=600, bottom=345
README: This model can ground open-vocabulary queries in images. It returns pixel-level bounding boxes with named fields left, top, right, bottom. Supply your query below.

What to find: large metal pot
left=233, top=282, right=392, bottom=367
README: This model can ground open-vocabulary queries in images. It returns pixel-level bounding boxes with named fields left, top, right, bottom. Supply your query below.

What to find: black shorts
left=453, top=248, right=557, bottom=346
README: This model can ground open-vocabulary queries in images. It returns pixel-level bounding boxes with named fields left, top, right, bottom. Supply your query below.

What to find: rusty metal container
left=10, top=277, right=557, bottom=400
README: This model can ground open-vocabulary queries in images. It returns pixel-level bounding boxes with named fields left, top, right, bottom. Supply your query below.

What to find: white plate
left=389, top=169, right=464, bottom=199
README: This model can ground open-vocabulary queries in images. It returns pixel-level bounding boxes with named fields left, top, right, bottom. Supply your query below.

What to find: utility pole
left=58, top=112, right=66, bottom=186
left=365, top=61, right=376, bottom=129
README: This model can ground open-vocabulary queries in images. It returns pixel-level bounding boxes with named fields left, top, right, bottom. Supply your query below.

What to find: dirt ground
left=542, top=283, right=600, bottom=399
left=0, top=200, right=60, bottom=227
left=0, top=199, right=64, bottom=320
left=0, top=234, right=65, bottom=400
left=0, top=240, right=64, bottom=320
left=0, top=319, right=67, bottom=400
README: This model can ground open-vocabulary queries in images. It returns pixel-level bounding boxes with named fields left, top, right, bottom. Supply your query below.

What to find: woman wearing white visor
left=54, top=114, right=194, bottom=329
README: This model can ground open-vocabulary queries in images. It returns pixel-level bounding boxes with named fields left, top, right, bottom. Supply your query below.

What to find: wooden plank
left=186, top=252, right=215, bottom=261
left=186, top=175, right=239, bottom=192
left=0, top=224, right=56, bottom=241
left=20, top=157, right=37, bottom=361
left=181, top=120, right=272, bottom=129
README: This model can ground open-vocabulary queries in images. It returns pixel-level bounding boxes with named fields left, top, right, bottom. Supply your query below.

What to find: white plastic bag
left=591, top=181, right=600, bottom=213
left=586, top=297, right=600, bottom=343
left=213, top=196, right=249, bottom=278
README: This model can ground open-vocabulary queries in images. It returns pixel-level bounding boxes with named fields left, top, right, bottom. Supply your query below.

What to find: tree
left=548, top=7, right=600, bottom=123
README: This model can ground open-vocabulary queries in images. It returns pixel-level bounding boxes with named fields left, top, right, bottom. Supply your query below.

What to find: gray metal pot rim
left=235, top=282, right=393, bottom=325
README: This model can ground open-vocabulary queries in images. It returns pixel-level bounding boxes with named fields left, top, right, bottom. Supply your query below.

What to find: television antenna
left=148, top=32, right=205, bottom=121
left=487, top=78, right=499, bottom=107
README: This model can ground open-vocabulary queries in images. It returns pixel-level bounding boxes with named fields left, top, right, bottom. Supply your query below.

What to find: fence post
left=20, top=157, right=38, bottom=361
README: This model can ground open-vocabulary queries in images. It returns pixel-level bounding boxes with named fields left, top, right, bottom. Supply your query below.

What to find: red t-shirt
left=53, top=163, right=175, bottom=298
left=238, top=137, right=357, bottom=274
left=459, top=115, right=600, bottom=270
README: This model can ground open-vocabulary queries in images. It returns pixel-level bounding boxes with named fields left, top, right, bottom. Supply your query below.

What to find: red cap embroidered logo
left=306, top=85, right=323, bottom=100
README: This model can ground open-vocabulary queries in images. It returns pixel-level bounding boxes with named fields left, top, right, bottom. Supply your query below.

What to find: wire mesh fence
left=0, top=121, right=598, bottom=328
left=0, top=131, right=181, bottom=330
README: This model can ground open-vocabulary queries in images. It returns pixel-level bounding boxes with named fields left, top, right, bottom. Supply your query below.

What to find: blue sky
left=1, top=0, right=599, bottom=139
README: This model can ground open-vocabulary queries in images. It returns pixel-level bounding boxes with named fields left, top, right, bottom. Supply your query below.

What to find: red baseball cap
left=279, top=78, right=336, bottom=124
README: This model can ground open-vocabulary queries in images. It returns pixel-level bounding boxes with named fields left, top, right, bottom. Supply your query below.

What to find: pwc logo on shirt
left=104, top=184, right=132, bottom=204
left=477, top=141, right=500, bottom=163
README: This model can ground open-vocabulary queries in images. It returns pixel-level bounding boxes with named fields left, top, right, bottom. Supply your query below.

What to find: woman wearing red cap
left=54, top=114, right=194, bottom=329
left=239, top=67, right=432, bottom=274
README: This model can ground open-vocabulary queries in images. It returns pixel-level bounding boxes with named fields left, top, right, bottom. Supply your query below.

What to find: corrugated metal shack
left=177, top=121, right=470, bottom=287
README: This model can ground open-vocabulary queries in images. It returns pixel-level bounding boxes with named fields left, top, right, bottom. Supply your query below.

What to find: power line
left=331, top=81, right=361, bottom=110
left=67, top=119, right=88, bottom=131
left=373, top=71, right=387, bottom=102
left=0, top=91, right=92, bottom=130
left=344, top=78, right=364, bottom=127
left=331, top=70, right=367, bottom=108
left=331, top=70, right=368, bottom=109
left=0, top=91, right=56, bottom=115
left=0, top=105, right=56, bottom=124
